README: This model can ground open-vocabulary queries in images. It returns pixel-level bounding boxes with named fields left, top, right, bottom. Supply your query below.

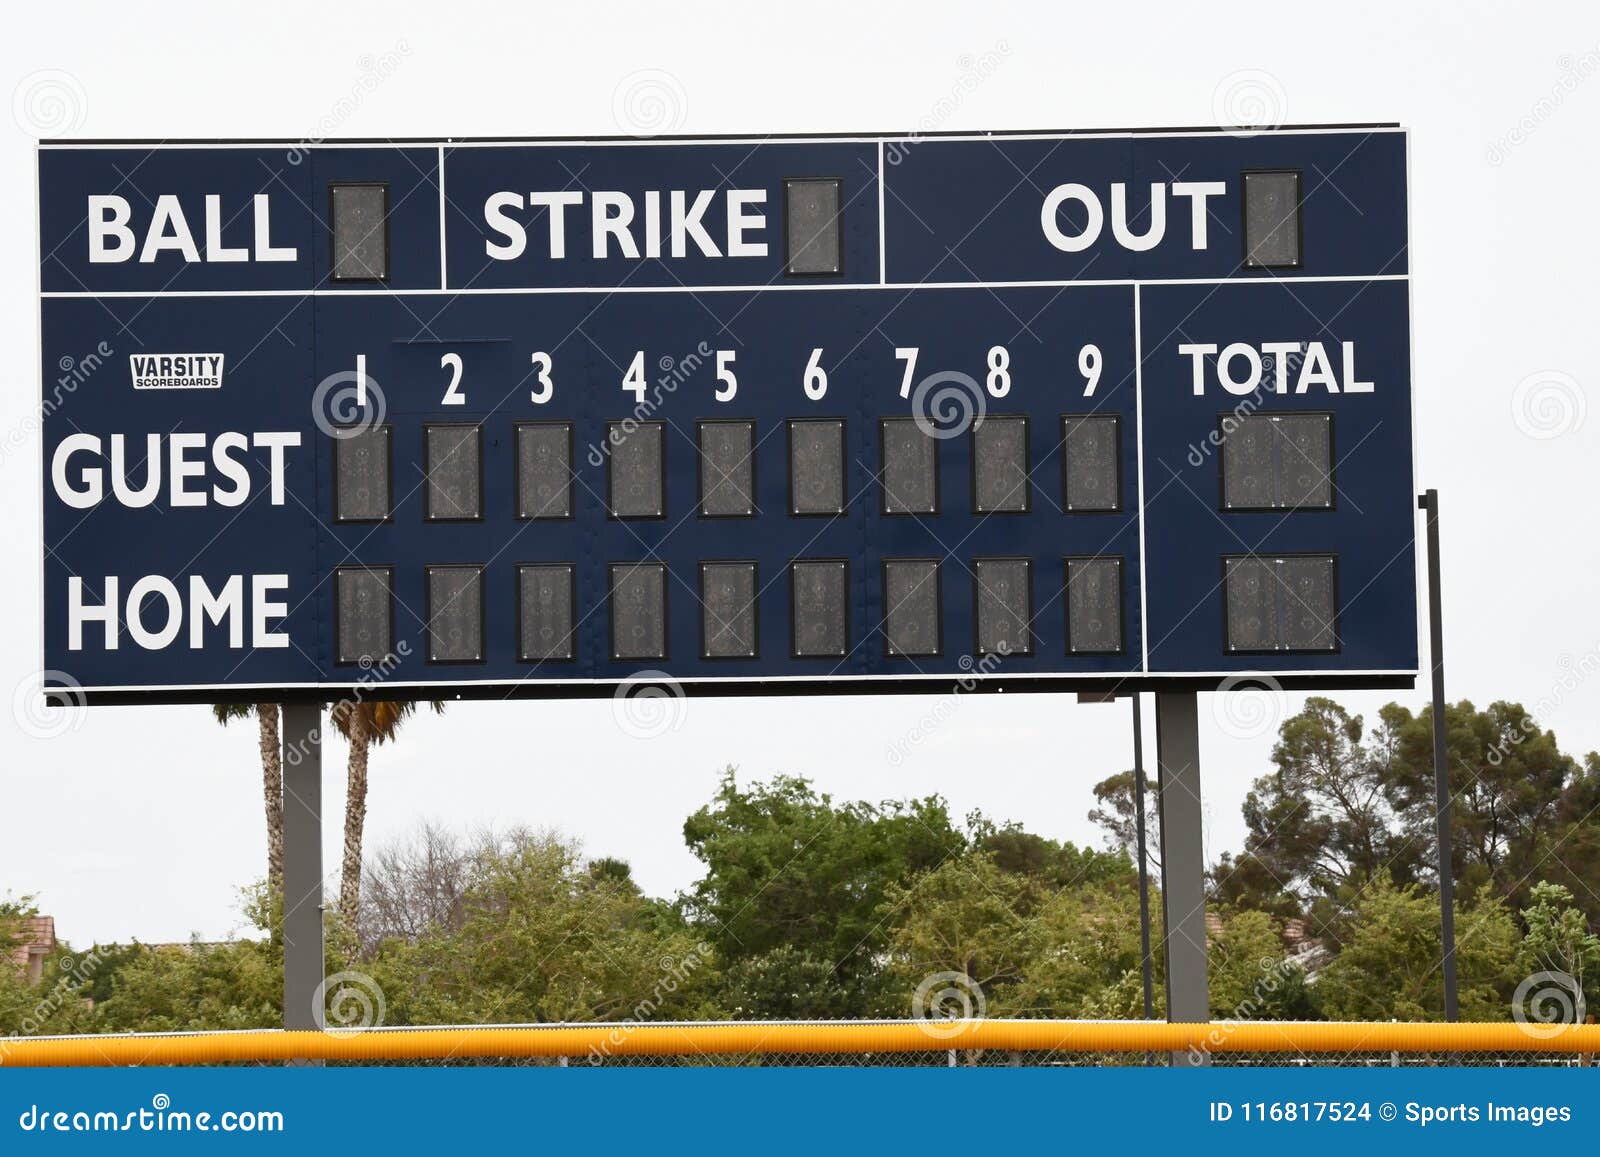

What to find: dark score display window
left=424, top=424, right=482, bottom=521
left=1061, top=414, right=1120, bottom=512
left=701, top=561, right=758, bottom=658
left=1243, top=170, right=1302, bottom=269
left=330, top=182, right=388, bottom=280
left=516, top=422, right=573, bottom=519
left=974, top=557, right=1032, bottom=656
left=518, top=564, right=575, bottom=662
left=1224, top=555, right=1338, bottom=653
left=791, top=560, right=848, bottom=658
left=1065, top=556, right=1123, bottom=654
left=880, top=418, right=938, bottom=515
left=610, top=562, right=668, bottom=660
left=1221, top=413, right=1333, bottom=510
left=333, top=425, right=390, bottom=522
left=973, top=416, right=1029, bottom=513
left=785, top=177, right=842, bottom=275
left=335, top=566, right=393, bottom=666
left=788, top=419, right=846, bottom=515
left=883, top=559, right=941, bottom=657
left=608, top=422, right=666, bottom=518
left=699, top=420, right=757, bottom=517
left=425, top=565, right=485, bottom=663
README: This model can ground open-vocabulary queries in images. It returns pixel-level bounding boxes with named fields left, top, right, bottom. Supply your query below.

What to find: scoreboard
left=37, top=127, right=1417, bottom=703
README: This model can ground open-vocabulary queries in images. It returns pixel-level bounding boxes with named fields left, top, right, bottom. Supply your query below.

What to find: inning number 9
left=1079, top=344, right=1103, bottom=397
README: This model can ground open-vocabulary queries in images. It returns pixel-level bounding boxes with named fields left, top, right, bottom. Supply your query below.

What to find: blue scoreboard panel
left=37, top=127, right=1416, bottom=703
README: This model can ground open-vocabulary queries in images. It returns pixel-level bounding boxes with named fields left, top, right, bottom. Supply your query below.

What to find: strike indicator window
left=788, top=418, right=846, bottom=515
left=329, top=182, right=389, bottom=281
left=517, top=564, right=576, bottom=663
left=424, top=424, right=483, bottom=521
left=700, top=561, right=759, bottom=659
left=610, top=562, right=668, bottom=660
left=1220, top=413, right=1333, bottom=510
left=784, top=177, right=842, bottom=275
left=973, top=416, right=1030, bottom=513
left=880, top=418, right=938, bottom=515
left=698, top=420, right=757, bottom=517
left=425, top=565, right=485, bottom=663
left=883, top=559, right=941, bottom=658
left=334, top=566, right=394, bottom=666
left=1066, top=556, right=1124, bottom=654
left=974, top=557, right=1032, bottom=656
left=607, top=421, right=666, bottom=518
left=1223, top=555, right=1338, bottom=653
left=791, top=560, right=848, bottom=658
left=333, top=424, right=391, bottom=522
left=516, top=422, right=573, bottom=520
left=1243, top=170, right=1302, bottom=269
left=1061, top=414, right=1121, bottom=512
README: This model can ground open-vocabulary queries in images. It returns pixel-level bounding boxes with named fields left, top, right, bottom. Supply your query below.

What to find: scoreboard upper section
left=37, top=127, right=1417, bottom=704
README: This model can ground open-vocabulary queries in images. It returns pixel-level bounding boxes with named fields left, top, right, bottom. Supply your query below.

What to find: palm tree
left=328, top=699, right=444, bottom=924
left=210, top=703, right=285, bottom=888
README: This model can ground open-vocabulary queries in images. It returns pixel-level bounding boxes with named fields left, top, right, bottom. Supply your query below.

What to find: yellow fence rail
left=4, top=1020, right=1598, bottom=1067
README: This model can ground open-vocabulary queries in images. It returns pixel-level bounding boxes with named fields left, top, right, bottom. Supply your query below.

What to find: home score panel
left=37, top=127, right=1416, bottom=702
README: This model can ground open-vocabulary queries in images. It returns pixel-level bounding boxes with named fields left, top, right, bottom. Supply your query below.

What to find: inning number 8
left=985, top=345, right=1010, bottom=397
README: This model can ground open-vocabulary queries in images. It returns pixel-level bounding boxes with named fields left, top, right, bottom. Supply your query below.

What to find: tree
left=1314, top=874, right=1519, bottom=1021
left=370, top=831, right=717, bottom=1026
left=328, top=699, right=444, bottom=922
left=682, top=769, right=966, bottom=1016
left=210, top=703, right=284, bottom=889
left=1208, top=908, right=1312, bottom=1020
left=1515, top=881, right=1599, bottom=1021
left=1237, top=698, right=1420, bottom=915
left=1088, top=770, right=1161, bottom=875
left=1384, top=700, right=1580, bottom=906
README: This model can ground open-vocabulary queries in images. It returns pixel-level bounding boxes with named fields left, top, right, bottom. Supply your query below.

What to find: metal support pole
left=281, top=702, right=326, bottom=1053
left=1131, top=694, right=1154, bottom=1024
left=1419, top=489, right=1459, bottom=1022
left=1155, top=691, right=1209, bottom=1066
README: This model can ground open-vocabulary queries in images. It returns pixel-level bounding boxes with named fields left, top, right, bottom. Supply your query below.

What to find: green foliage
left=369, top=832, right=718, bottom=1026
left=1315, top=875, right=1519, bottom=1021
left=1208, top=909, right=1313, bottom=1020
left=682, top=769, right=965, bottom=1014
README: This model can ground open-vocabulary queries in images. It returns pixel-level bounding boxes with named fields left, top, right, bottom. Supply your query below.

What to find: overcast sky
left=3, top=1, right=1598, bottom=945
